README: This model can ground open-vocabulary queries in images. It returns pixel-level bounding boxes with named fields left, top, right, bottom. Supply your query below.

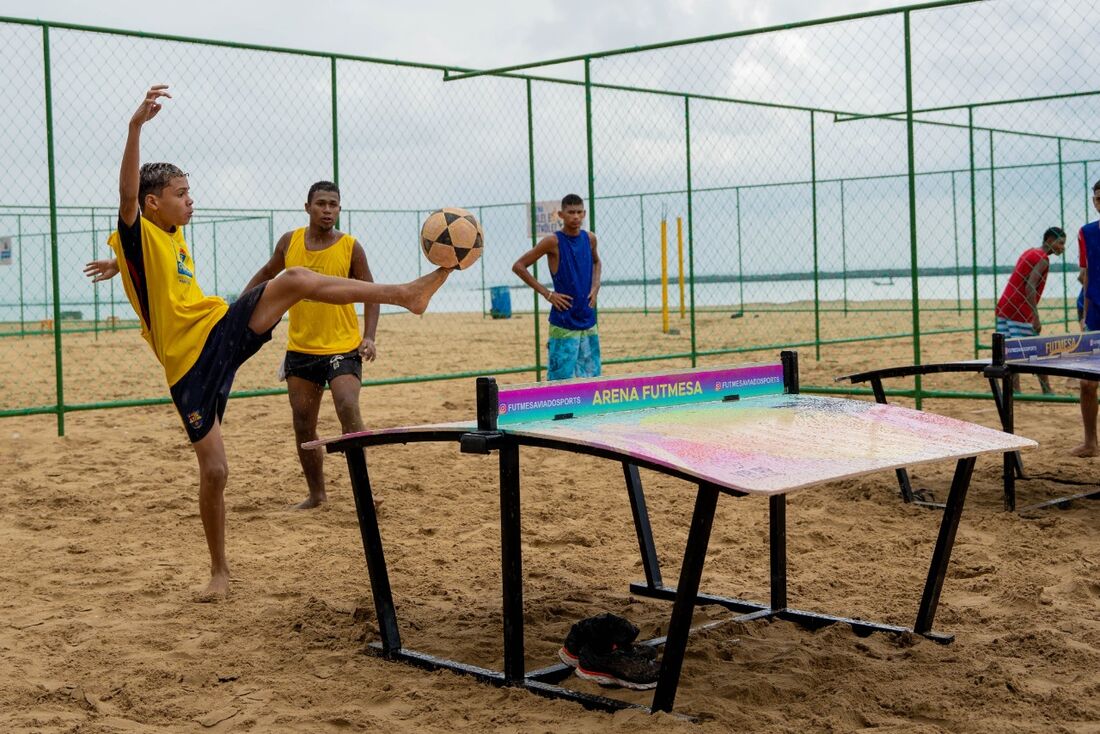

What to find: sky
left=0, top=0, right=905, bottom=70
left=3, top=0, right=1099, bottom=313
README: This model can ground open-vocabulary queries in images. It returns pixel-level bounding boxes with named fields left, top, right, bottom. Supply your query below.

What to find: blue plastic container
left=490, top=285, right=512, bottom=319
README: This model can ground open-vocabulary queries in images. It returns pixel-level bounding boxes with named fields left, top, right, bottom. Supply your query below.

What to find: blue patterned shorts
left=547, top=324, right=601, bottom=381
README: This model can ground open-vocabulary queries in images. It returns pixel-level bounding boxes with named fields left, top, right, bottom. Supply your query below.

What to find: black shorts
left=169, top=283, right=274, bottom=443
left=283, top=349, right=363, bottom=387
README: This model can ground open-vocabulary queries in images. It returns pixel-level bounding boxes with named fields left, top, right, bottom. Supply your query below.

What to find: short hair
left=1043, top=226, right=1066, bottom=243
left=1093, top=179, right=1100, bottom=193
left=561, top=193, right=584, bottom=209
left=139, top=162, right=186, bottom=209
left=308, top=180, right=340, bottom=203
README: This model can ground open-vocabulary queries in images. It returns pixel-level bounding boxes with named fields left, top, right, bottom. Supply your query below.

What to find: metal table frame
left=838, top=333, right=1100, bottom=513
left=319, top=352, right=984, bottom=715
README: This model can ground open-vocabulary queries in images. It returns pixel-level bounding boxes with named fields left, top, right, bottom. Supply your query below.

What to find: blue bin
left=490, top=285, right=512, bottom=319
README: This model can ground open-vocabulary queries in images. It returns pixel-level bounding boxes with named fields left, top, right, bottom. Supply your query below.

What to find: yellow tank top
left=284, top=228, right=361, bottom=354
left=108, top=217, right=228, bottom=386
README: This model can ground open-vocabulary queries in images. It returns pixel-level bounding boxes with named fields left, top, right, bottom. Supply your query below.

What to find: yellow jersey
left=108, top=216, right=227, bottom=386
left=284, top=228, right=362, bottom=354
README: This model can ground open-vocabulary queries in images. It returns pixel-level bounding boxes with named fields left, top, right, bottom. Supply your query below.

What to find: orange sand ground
left=1, top=310, right=1099, bottom=733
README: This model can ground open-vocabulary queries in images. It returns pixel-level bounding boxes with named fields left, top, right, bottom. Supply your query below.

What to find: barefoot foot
left=293, top=493, right=327, bottom=510
left=404, top=268, right=451, bottom=315
left=196, top=570, right=230, bottom=602
left=1069, top=442, right=1099, bottom=458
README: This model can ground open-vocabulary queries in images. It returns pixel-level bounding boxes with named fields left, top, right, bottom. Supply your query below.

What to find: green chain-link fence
left=3, top=0, right=1100, bottom=434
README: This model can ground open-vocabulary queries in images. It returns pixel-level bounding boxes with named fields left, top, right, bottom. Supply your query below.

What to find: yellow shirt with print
left=284, top=228, right=361, bottom=355
left=108, top=216, right=227, bottom=386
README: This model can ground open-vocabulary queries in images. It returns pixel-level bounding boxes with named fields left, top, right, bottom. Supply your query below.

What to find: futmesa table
left=838, top=331, right=1100, bottom=512
left=307, top=352, right=1033, bottom=715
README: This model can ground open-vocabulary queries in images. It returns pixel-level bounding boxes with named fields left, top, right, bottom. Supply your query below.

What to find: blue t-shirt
left=548, top=230, right=597, bottom=331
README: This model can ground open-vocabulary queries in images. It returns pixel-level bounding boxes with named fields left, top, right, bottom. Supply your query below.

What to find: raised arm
left=120, top=85, right=171, bottom=226
left=350, top=240, right=379, bottom=361
left=243, top=232, right=290, bottom=293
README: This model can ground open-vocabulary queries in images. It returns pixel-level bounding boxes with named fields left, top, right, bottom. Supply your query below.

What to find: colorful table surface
left=309, top=394, right=1035, bottom=496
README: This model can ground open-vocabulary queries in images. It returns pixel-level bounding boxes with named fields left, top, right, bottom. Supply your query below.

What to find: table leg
left=499, top=441, right=525, bottom=684
left=871, top=377, right=915, bottom=502
left=651, top=482, right=720, bottom=714
left=623, top=462, right=663, bottom=589
left=770, top=494, right=787, bottom=610
left=345, top=448, right=401, bottom=653
left=1000, top=376, right=1017, bottom=511
left=915, top=456, right=976, bottom=634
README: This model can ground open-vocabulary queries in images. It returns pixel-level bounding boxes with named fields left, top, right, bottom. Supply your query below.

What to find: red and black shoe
left=574, top=644, right=662, bottom=690
left=558, top=612, right=655, bottom=667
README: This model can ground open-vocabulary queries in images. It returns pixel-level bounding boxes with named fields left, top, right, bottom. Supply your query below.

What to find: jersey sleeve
left=117, top=215, right=143, bottom=262
left=1080, top=228, right=1088, bottom=269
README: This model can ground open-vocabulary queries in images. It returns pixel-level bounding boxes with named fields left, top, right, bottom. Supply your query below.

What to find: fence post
left=584, top=58, right=596, bottom=234
left=92, top=206, right=99, bottom=338
left=989, top=131, right=997, bottom=300
left=735, top=187, right=744, bottom=314
left=479, top=205, right=487, bottom=319
left=840, top=179, right=847, bottom=316
left=43, top=25, right=65, bottom=436
left=415, top=211, right=422, bottom=277
left=212, top=221, right=219, bottom=295
left=18, top=214, right=24, bottom=338
left=1057, top=138, right=1068, bottom=328
left=527, top=78, right=542, bottom=381
left=904, top=10, right=922, bottom=409
left=330, top=56, right=340, bottom=229
left=951, top=172, right=960, bottom=314
left=810, top=111, right=821, bottom=361
left=685, top=96, right=697, bottom=367
left=640, top=194, right=647, bottom=316
left=969, top=107, right=979, bottom=358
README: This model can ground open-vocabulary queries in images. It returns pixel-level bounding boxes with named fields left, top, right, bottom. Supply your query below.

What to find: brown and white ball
left=420, top=207, right=484, bottom=270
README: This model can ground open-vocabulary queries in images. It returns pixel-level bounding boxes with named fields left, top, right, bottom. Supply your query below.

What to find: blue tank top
left=549, top=229, right=596, bottom=331
left=1082, top=221, right=1100, bottom=325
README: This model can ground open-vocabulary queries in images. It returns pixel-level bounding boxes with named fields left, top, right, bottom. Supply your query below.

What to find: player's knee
left=282, top=266, right=317, bottom=293
left=334, top=398, right=363, bottom=430
left=200, top=458, right=229, bottom=488
left=291, top=411, right=316, bottom=438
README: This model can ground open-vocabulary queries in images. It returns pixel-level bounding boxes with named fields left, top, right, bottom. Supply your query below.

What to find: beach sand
left=2, top=308, right=1098, bottom=733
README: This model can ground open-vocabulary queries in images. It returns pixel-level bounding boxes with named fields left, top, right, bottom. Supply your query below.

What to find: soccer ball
left=420, top=207, right=484, bottom=270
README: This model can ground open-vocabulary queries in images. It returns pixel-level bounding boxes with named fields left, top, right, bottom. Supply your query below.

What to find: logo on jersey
left=176, top=246, right=194, bottom=279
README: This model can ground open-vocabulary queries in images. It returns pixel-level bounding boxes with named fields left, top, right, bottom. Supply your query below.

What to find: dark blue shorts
left=170, top=283, right=273, bottom=443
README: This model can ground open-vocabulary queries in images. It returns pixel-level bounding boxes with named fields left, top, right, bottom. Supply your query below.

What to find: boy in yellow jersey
left=83, top=86, right=450, bottom=599
left=243, top=181, right=376, bottom=510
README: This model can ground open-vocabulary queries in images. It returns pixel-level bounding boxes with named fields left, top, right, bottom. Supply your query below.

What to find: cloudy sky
left=3, top=0, right=1097, bottom=310
left=0, top=0, right=903, bottom=70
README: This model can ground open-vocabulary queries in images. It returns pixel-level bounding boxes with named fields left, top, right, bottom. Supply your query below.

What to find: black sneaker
left=575, top=644, right=662, bottom=690
left=558, top=613, right=652, bottom=667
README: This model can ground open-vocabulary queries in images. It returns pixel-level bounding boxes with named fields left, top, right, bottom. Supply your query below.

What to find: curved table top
left=307, top=395, right=1034, bottom=497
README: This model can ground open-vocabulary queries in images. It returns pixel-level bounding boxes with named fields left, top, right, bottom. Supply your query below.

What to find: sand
left=2, top=310, right=1099, bottom=733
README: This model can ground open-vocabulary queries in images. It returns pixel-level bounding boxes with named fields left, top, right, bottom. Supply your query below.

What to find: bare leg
left=1038, top=374, right=1054, bottom=395
left=193, top=421, right=231, bottom=599
left=288, top=376, right=326, bottom=509
left=330, top=373, right=379, bottom=509
left=248, top=267, right=450, bottom=335
left=1071, top=379, right=1099, bottom=457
